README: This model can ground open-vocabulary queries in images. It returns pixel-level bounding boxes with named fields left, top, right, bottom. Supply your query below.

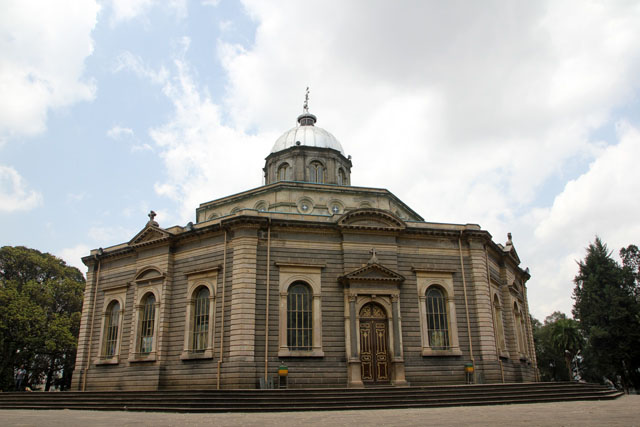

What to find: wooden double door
left=359, top=302, right=389, bottom=383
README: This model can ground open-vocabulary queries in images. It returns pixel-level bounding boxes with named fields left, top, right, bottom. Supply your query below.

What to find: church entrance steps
left=0, top=382, right=622, bottom=413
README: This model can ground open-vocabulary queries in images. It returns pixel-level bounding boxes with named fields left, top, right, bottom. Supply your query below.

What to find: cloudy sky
left=2, top=0, right=640, bottom=320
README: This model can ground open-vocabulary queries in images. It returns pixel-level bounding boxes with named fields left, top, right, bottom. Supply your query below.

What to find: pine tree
left=573, top=237, right=640, bottom=391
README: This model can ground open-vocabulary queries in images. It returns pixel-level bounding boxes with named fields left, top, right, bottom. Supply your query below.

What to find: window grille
left=287, top=282, right=312, bottom=350
left=426, top=287, right=450, bottom=350
left=139, top=293, right=156, bottom=354
left=192, top=287, right=210, bottom=351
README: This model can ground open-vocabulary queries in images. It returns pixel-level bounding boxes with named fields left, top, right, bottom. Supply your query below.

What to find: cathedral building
left=72, top=102, right=537, bottom=390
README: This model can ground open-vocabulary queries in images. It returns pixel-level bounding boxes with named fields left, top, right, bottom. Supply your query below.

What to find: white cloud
left=108, top=0, right=187, bottom=25
left=0, top=0, right=99, bottom=140
left=113, top=51, right=169, bottom=84
left=66, top=192, right=87, bottom=202
left=524, top=122, right=640, bottom=316
left=0, top=165, right=42, bottom=212
left=57, top=244, right=91, bottom=275
left=107, top=125, right=134, bottom=140
left=124, top=1, right=640, bottom=319
left=216, top=0, right=640, bottom=318
left=147, top=57, right=265, bottom=222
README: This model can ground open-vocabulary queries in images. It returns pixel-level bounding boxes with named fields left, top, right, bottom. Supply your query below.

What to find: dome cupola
left=264, top=88, right=352, bottom=186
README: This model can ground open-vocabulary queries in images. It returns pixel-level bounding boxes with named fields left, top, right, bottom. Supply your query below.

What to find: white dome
left=271, top=124, right=345, bottom=155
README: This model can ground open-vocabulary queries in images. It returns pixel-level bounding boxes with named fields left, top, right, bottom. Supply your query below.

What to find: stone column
left=391, top=295, right=401, bottom=358
left=347, top=294, right=364, bottom=388
left=390, top=293, right=408, bottom=386
left=349, top=296, right=358, bottom=358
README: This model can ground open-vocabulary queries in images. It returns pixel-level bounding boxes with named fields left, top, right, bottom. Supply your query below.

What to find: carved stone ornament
left=337, top=208, right=406, bottom=231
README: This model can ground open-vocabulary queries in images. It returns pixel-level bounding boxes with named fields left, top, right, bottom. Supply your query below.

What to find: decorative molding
left=339, top=262, right=405, bottom=284
left=129, top=225, right=173, bottom=248
left=338, top=208, right=406, bottom=231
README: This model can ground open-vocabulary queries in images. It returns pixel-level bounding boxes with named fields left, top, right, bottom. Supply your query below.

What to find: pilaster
left=466, top=238, right=498, bottom=361
left=228, top=225, right=259, bottom=361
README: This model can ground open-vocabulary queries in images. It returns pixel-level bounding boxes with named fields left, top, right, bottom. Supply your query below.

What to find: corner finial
left=303, top=86, right=310, bottom=113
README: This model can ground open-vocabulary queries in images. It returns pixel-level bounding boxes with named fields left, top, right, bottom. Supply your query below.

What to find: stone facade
left=72, top=109, right=537, bottom=391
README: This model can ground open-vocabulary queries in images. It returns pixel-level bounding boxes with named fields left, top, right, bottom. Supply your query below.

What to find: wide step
left=0, top=383, right=622, bottom=413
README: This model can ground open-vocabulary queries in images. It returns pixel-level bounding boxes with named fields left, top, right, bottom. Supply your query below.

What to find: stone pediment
left=129, top=225, right=172, bottom=248
left=501, top=233, right=521, bottom=264
left=339, top=262, right=405, bottom=284
left=338, top=208, right=406, bottom=231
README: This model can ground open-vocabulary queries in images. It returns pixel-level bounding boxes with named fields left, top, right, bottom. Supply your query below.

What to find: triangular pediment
left=501, top=234, right=522, bottom=265
left=339, top=262, right=405, bottom=284
left=129, top=225, right=172, bottom=248
left=338, top=208, right=406, bottom=231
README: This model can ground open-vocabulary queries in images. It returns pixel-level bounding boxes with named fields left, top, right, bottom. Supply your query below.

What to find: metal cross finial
left=148, top=210, right=156, bottom=222
left=303, top=86, right=310, bottom=113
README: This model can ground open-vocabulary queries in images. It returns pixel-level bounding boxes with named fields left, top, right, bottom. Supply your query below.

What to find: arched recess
left=95, top=290, right=127, bottom=365
left=492, top=292, right=507, bottom=356
left=181, top=268, right=218, bottom=360
left=277, top=265, right=324, bottom=357
left=129, top=266, right=164, bottom=362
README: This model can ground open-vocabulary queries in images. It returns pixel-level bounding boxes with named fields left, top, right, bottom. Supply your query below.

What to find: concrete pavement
left=1, top=395, right=638, bottom=426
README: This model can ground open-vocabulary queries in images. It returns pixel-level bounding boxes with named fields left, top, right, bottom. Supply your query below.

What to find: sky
left=1, top=0, right=640, bottom=320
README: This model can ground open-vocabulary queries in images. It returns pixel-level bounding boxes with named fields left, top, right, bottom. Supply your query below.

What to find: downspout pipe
left=82, top=252, right=102, bottom=391
left=217, top=228, right=228, bottom=390
left=458, top=231, right=476, bottom=380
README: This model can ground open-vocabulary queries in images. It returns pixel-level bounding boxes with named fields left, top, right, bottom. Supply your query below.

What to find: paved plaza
left=1, top=395, right=638, bottom=426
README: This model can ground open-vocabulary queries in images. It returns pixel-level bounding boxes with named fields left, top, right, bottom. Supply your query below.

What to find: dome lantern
left=264, top=88, right=352, bottom=186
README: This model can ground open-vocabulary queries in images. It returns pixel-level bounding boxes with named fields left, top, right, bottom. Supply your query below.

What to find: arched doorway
left=359, top=302, right=389, bottom=383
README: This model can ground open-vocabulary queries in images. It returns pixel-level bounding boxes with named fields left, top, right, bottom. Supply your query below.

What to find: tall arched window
left=103, top=300, right=120, bottom=358
left=426, top=287, right=450, bottom=350
left=192, top=287, right=210, bottom=351
left=287, top=282, right=312, bottom=350
left=277, top=163, right=289, bottom=181
left=139, top=293, right=156, bottom=354
left=309, top=162, right=324, bottom=183
left=338, top=168, right=346, bottom=185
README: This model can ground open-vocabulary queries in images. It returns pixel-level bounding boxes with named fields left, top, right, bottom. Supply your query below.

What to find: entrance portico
left=340, top=258, right=408, bottom=387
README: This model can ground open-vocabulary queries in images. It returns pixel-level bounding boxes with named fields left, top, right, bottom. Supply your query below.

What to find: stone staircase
left=0, top=382, right=622, bottom=413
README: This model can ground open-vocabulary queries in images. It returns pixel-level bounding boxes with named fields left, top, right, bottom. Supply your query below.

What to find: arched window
left=139, top=293, right=156, bottom=354
left=287, top=282, right=312, bottom=350
left=103, top=300, right=120, bottom=358
left=277, top=163, right=289, bottom=181
left=309, top=161, right=324, bottom=183
left=192, top=287, right=210, bottom=351
left=493, top=295, right=506, bottom=353
left=426, top=287, right=449, bottom=350
left=338, top=168, right=346, bottom=185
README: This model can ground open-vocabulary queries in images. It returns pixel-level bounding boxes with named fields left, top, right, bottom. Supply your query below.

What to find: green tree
left=573, top=237, right=640, bottom=391
left=0, top=246, right=85, bottom=391
left=533, top=312, right=582, bottom=381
